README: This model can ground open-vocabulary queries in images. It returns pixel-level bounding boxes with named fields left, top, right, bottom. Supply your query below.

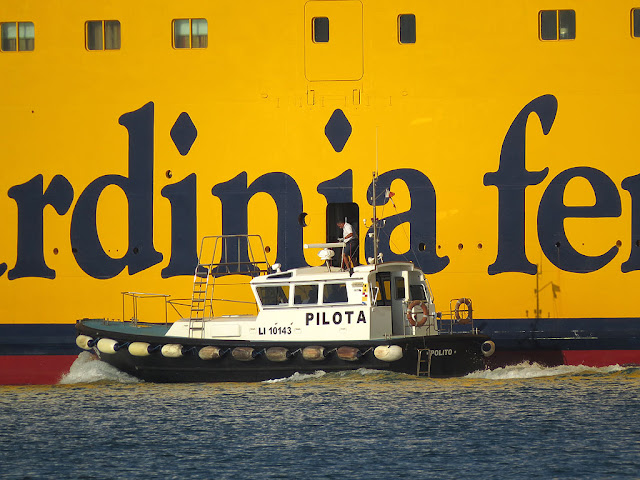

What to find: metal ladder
left=188, top=263, right=213, bottom=338
left=416, top=349, right=432, bottom=377
left=187, top=234, right=273, bottom=338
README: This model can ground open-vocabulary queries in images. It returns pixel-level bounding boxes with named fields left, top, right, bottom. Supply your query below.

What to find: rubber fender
left=481, top=340, right=496, bottom=357
left=161, top=344, right=184, bottom=358
left=199, top=346, right=223, bottom=360
left=302, top=346, right=326, bottom=361
left=232, top=347, right=255, bottom=361
left=337, top=346, right=361, bottom=361
left=76, top=335, right=94, bottom=351
left=373, top=345, right=403, bottom=362
left=266, top=347, right=290, bottom=362
left=128, top=342, right=152, bottom=357
left=97, top=338, right=119, bottom=355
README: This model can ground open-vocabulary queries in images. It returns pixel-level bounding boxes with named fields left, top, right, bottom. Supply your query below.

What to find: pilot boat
left=75, top=240, right=493, bottom=382
left=75, top=175, right=493, bottom=382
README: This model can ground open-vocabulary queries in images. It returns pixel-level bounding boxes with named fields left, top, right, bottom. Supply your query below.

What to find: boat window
left=294, top=284, right=319, bottom=305
left=633, top=9, right=640, bottom=38
left=398, top=14, right=416, bottom=44
left=1, top=22, right=34, bottom=52
left=173, top=18, right=208, bottom=49
left=256, top=286, right=289, bottom=307
left=539, top=10, right=575, bottom=41
left=313, top=17, right=329, bottom=43
left=86, top=20, right=121, bottom=51
left=374, top=273, right=391, bottom=306
left=323, top=283, right=348, bottom=304
left=409, top=284, right=427, bottom=301
left=394, top=277, right=406, bottom=300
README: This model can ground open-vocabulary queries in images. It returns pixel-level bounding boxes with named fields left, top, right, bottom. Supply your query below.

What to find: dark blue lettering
left=483, top=95, right=555, bottom=275
left=161, top=174, right=198, bottom=277
left=365, top=169, right=448, bottom=274
left=70, top=102, right=162, bottom=278
left=211, top=171, right=305, bottom=272
left=317, top=169, right=353, bottom=203
left=538, top=167, right=620, bottom=273
left=621, top=173, right=640, bottom=272
left=8, top=174, right=74, bottom=279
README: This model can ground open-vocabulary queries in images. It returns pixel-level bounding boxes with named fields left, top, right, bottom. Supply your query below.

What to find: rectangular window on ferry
left=86, top=20, right=121, bottom=50
left=1, top=22, right=34, bottom=52
left=313, top=17, right=329, bottom=43
left=539, top=10, right=575, bottom=41
left=257, top=286, right=290, bottom=307
left=398, top=14, right=416, bottom=44
left=191, top=19, right=208, bottom=48
left=633, top=9, right=640, bottom=37
left=173, top=19, right=208, bottom=49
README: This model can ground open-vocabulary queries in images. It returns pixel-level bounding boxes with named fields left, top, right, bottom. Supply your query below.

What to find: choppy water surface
left=1, top=354, right=639, bottom=479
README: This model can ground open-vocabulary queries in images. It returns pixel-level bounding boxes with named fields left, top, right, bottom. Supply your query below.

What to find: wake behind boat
left=76, top=232, right=494, bottom=382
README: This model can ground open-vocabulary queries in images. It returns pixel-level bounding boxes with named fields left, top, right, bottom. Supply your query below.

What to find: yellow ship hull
left=1, top=0, right=639, bottom=383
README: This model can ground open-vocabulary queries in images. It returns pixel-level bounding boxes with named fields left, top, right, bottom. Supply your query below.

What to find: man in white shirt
left=337, top=221, right=359, bottom=269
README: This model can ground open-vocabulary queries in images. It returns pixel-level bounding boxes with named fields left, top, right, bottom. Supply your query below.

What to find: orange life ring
left=454, top=297, right=473, bottom=324
left=407, top=300, right=428, bottom=327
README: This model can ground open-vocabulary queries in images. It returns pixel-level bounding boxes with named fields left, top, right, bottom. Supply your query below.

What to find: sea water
left=1, top=354, right=639, bottom=479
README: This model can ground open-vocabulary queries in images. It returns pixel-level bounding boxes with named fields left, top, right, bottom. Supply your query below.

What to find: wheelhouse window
left=539, top=10, right=576, bottom=40
left=374, top=273, right=392, bottom=306
left=256, top=286, right=289, bottom=307
left=1, top=22, right=35, bottom=52
left=394, top=277, right=406, bottom=300
left=398, top=14, right=416, bottom=44
left=313, top=17, right=329, bottom=43
left=86, top=20, right=121, bottom=50
left=633, top=9, right=640, bottom=37
left=293, top=284, right=319, bottom=305
left=173, top=18, right=208, bottom=49
left=323, top=283, right=348, bottom=304
left=409, top=284, right=427, bottom=301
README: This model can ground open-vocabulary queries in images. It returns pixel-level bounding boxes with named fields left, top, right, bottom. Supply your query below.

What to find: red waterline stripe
left=0, top=355, right=77, bottom=385
left=562, top=350, right=640, bottom=367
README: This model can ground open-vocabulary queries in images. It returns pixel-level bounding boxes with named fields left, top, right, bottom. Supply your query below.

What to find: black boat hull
left=76, top=320, right=490, bottom=382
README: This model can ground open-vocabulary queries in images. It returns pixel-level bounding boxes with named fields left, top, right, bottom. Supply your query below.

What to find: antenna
left=373, top=128, right=379, bottom=267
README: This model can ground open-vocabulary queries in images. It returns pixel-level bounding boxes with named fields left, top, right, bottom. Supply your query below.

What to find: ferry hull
left=0, top=355, right=77, bottom=385
left=76, top=320, right=489, bottom=382
left=2, top=0, right=640, bottom=383
left=0, top=324, right=78, bottom=384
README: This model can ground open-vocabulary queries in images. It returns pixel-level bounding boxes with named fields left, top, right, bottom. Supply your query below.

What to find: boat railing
left=437, top=298, right=475, bottom=333
left=121, top=292, right=171, bottom=326
left=187, top=235, right=270, bottom=336
left=198, top=234, right=272, bottom=277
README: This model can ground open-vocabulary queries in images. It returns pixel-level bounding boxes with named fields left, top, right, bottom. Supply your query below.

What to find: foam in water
left=263, top=370, right=327, bottom=383
left=58, top=352, right=141, bottom=384
left=466, top=361, right=627, bottom=380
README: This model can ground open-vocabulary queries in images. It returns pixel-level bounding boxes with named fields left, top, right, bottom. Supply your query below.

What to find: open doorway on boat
left=326, top=202, right=359, bottom=267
